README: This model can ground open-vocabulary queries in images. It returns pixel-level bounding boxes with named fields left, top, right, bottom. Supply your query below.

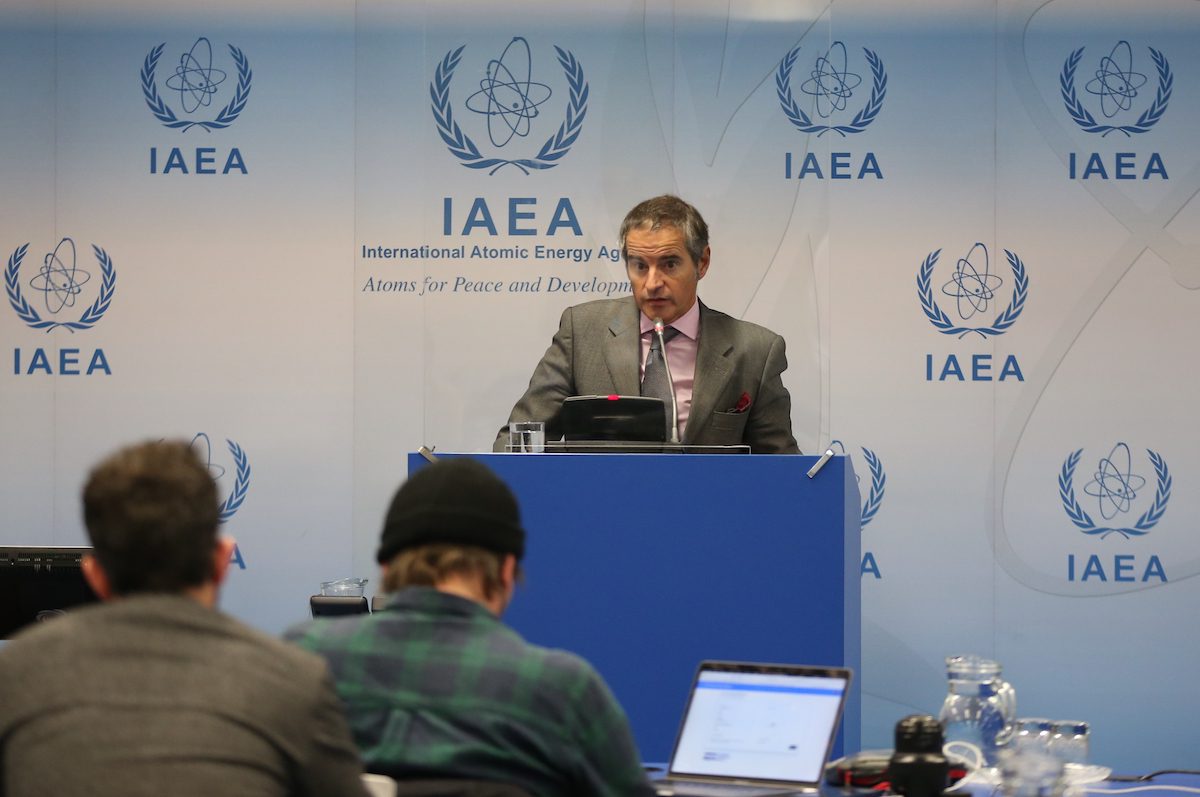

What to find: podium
left=408, top=452, right=861, bottom=761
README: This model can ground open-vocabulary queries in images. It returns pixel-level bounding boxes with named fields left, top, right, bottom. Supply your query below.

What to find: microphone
left=806, top=448, right=835, bottom=479
left=653, top=317, right=680, bottom=444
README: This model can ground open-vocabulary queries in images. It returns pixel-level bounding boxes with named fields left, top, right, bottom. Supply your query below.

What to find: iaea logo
left=5, top=238, right=116, bottom=333
left=1060, top=41, right=1171, bottom=137
left=775, top=41, right=886, bottom=137
left=141, top=37, right=253, bottom=132
left=6, top=239, right=115, bottom=376
left=1059, top=443, right=1170, bottom=540
left=830, top=440, right=887, bottom=530
left=919, top=243, right=1027, bottom=383
left=918, top=243, right=1028, bottom=339
left=190, top=433, right=252, bottom=524
left=830, top=440, right=886, bottom=580
left=430, top=36, right=589, bottom=175
left=191, top=433, right=251, bottom=570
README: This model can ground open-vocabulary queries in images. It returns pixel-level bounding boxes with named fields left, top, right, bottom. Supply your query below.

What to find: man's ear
left=491, top=554, right=519, bottom=615
left=696, top=245, right=711, bottom=280
left=81, top=553, right=115, bottom=601
left=211, top=536, right=237, bottom=587
left=501, top=554, right=518, bottom=592
left=378, top=561, right=399, bottom=596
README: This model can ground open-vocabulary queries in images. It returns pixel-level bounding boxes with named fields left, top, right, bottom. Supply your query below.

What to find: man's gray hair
left=619, top=195, right=710, bottom=266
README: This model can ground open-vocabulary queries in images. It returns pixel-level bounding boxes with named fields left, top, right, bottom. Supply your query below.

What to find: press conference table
left=636, top=764, right=1200, bottom=797
left=963, top=770, right=1200, bottom=797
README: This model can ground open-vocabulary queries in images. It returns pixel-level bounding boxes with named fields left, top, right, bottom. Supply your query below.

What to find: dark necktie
left=641, top=326, right=680, bottom=438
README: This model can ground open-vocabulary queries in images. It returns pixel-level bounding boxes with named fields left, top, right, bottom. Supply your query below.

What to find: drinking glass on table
left=999, top=748, right=1065, bottom=797
left=1049, top=721, right=1089, bottom=766
left=509, top=421, right=545, bottom=453
left=1016, top=719, right=1054, bottom=753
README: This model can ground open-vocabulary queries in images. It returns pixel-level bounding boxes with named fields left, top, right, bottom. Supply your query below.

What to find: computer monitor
left=560, top=395, right=666, bottom=442
left=0, top=546, right=99, bottom=639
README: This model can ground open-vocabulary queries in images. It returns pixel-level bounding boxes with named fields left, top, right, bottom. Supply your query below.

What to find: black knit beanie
left=376, top=458, right=525, bottom=564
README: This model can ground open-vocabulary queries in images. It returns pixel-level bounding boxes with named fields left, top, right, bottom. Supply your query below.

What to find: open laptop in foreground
left=654, top=661, right=852, bottom=797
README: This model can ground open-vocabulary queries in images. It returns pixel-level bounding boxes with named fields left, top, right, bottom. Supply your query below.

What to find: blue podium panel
left=411, top=453, right=860, bottom=762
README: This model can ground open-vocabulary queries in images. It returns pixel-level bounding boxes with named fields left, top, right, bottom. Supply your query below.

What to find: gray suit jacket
left=495, top=297, right=799, bottom=453
left=0, top=595, right=367, bottom=797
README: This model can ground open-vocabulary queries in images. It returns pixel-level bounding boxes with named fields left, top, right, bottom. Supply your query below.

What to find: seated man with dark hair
left=0, top=440, right=368, bottom=797
left=287, top=458, right=655, bottom=797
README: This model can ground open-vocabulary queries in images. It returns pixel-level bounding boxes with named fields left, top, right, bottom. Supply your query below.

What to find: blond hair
left=382, top=543, right=521, bottom=601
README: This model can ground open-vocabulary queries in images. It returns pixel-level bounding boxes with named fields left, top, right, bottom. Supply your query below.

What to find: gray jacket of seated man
left=0, top=439, right=367, bottom=797
left=0, top=595, right=367, bottom=797
left=494, top=296, right=800, bottom=453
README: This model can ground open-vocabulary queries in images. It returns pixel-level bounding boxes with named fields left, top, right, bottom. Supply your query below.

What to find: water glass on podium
left=509, top=421, right=545, bottom=453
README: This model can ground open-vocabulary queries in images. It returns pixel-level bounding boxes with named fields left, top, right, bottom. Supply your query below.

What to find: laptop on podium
left=653, top=661, right=852, bottom=797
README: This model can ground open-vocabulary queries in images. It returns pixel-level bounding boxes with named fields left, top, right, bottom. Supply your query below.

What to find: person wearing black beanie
left=374, top=457, right=526, bottom=614
left=286, top=457, right=655, bottom=797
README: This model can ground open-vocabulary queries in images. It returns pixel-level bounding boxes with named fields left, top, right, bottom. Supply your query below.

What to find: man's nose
left=644, top=266, right=664, bottom=291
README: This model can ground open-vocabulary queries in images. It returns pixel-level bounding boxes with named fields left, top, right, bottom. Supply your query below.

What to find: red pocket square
left=729, top=392, right=752, bottom=413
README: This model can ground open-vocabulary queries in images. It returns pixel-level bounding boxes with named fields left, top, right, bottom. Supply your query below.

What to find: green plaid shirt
left=286, top=587, right=655, bottom=797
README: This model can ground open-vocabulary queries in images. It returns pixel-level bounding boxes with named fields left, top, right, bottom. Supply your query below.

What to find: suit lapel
left=604, top=300, right=641, bottom=396
left=686, top=303, right=734, bottom=443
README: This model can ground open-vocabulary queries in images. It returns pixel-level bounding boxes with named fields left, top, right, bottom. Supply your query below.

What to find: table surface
left=640, top=764, right=1200, bottom=797
left=966, top=771, right=1200, bottom=797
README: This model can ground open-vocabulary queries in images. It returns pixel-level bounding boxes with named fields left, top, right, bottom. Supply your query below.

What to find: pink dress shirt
left=639, top=300, right=700, bottom=437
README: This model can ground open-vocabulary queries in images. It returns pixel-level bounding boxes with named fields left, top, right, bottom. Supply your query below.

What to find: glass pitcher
left=320, top=577, right=368, bottom=597
left=939, top=654, right=1016, bottom=766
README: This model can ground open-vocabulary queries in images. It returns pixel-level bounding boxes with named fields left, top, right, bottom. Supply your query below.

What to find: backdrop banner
left=1, top=0, right=1197, bottom=770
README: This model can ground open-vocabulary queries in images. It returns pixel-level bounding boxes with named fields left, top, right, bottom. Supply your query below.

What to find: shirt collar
left=639, top=298, right=700, bottom=341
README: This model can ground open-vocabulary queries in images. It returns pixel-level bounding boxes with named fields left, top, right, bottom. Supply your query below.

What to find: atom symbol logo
left=5, top=240, right=116, bottom=332
left=1083, top=443, right=1147, bottom=521
left=190, top=433, right=228, bottom=483
left=430, top=38, right=588, bottom=175
left=1084, top=41, right=1147, bottom=120
left=141, top=38, right=253, bottom=132
left=941, top=242, right=1003, bottom=322
left=184, top=433, right=251, bottom=523
left=29, top=238, right=91, bottom=316
left=800, top=42, right=862, bottom=119
left=776, top=42, right=886, bottom=137
left=1060, top=42, right=1171, bottom=137
left=465, top=37, right=553, bottom=148
left=1059, top=445, right=1171, bottom=539
left=917, top=246, right=1028, bottom=338
left=164, top=37, right=228, bottom=114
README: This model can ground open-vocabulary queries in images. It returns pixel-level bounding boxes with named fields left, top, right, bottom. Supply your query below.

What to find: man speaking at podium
left=495, top=195, right=800, bottom=453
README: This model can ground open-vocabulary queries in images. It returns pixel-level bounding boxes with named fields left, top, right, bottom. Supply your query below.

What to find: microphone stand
left=653, top=318, right=680, bottom=444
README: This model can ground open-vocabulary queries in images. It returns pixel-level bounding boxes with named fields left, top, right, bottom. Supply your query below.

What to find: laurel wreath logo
left=1059, top=448, right=1170, bottom=539
left=918, top=248, right=1028, bottom=339
left=5, top=243, right=117, bottom=332
left=775, top=45, right=886, bottom=136
left=218, top=439, right=252, bottom=523
left=859, top=447, right=887, bottom=529
left=141, top=43, right=253, bottom=132
left=831, top=440, right=887, bottom=529
left=1060, top=47, right=1171, bottom=137
left=430, top=44, right=588, bottom=175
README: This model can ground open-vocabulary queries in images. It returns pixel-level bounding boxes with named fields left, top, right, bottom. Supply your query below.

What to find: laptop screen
left=560, top=395, right=666, bottom=442
left=668, top=663, right=850, bottom=784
